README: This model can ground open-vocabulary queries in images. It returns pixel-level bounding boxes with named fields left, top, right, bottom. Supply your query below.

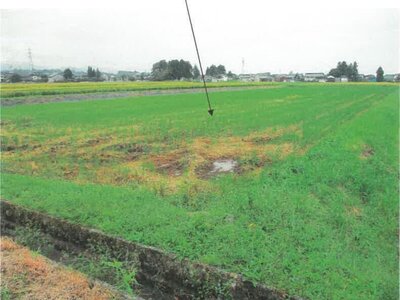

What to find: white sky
left=1, top=2, right=399, bottom=74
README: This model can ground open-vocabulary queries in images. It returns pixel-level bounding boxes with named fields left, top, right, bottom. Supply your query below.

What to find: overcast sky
left=1, top=3, right=399, bottom=74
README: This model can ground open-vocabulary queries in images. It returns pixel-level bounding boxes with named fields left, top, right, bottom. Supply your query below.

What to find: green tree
left=63, top=68, right=73, bottom=80
left=328, top=61, right=359, bottom=81
left=193, top=65, right=200, bottom=79
left=350, top=61, right=359, bottom=82
left=87, top=66, right=96, bottom=78
left=96, top=68, right=101, bottom=80
left=376, top=66, right=384, bottom=82
left=179, top=59, right=193, bottom=79
left=152, top=59, right=193, bottom=80
left=206, top=64, right=226, bottom=77
left=206, top=65, right=218, bottom=77
left=10, top=74, right=22, bottom=83
left=167, top=59, right=181, bottom=80
left=338, top=61, right=348, bottom=76
left=217, top=65, right=226, bottom=75
left=151, top=60, right=169, bottom=81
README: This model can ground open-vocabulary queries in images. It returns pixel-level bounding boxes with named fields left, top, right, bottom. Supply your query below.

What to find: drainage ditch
left=1, top=200, right=303, bottom=300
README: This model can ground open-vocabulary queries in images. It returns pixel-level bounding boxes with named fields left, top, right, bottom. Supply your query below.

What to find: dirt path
left=1, top=85, right=279, bottom=107
left=0, top=237, right=134, bottom=300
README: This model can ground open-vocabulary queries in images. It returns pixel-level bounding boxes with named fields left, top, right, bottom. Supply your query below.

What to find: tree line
left=61, top=66, right=102, bottom=81
left=328, top=61, right=359, bottom=81
left=151, top=59, right=234, bottom=81
left=328, top=61, right=386, bottom=82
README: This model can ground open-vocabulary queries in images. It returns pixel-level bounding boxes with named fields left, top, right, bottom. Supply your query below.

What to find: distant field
left=0, top=80, right=280, bottom=98
left=1, top=83, right=399, bottom=299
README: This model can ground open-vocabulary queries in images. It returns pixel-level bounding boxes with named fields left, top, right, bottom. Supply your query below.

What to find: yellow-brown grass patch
left=0, top=237, right=118, bottom=300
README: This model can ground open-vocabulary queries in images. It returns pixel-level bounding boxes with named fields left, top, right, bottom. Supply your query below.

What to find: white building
left=48, top=74, right=64, bottom=83
left=304, top=73, right=326, bottom=82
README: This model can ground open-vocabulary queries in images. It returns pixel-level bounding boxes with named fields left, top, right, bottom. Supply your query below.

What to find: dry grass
left=0, top=237, right=119, bottom=300
left=2, top=123, right=303, bottom=194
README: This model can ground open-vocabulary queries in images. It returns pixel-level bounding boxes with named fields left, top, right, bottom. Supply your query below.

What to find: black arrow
left=184, top=0, right=214, bottom=116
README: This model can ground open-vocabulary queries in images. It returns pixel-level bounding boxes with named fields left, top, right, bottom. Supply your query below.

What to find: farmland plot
left=1, top=83, right=399, bottom=299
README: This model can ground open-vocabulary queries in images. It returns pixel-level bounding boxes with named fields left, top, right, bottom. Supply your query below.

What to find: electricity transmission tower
left=28, top=48, right=34, bottom=73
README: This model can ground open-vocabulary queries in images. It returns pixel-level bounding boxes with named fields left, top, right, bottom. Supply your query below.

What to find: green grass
left=1, top=83, right=399, bottom=299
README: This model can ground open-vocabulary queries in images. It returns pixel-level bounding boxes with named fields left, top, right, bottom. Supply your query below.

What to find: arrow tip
left=208, top=109, right=214, bottom=116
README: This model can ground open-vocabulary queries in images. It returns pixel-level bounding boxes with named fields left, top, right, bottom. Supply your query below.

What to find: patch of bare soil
left=106, top=143, right=150, bottom=161
left=1, top=143, right=30, bottom=152
left=248, top=135, right=273, bottom=145
left=84, top=136, right=110, bottom=147
left=49, top=141, right=68, bottom=154
left=0, top=237, right=121, bottom=300
left=151, top=150, right=188, bottom=176
left=361, top=145, right=374, bottom=158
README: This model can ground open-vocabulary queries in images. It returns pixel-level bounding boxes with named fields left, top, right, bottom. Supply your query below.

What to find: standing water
left=210, top=159, right=238, bottom=174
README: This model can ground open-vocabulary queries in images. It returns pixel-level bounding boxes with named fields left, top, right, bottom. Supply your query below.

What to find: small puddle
left=210, top=159, right=238, bottom=174
left=195, top=158, right=239, bottom=179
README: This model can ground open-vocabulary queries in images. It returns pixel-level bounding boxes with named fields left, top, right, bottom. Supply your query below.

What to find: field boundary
left=1, top=85, right=281, bottom=107
left=0, top=200, right=303, bottom=300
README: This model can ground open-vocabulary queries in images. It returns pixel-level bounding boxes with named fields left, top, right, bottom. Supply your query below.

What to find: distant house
left=394, top=74, right=400, bottom=82
left=383, top=74, right=396, bottom=82
left=204, top=75, right=213, bottom=82
left=116, top=70, right=141, bottom=81
left=327, top=75, right=335, bottom=82
left=340, top=76, right=348, bottom=82
left=239, top=74, right=257, bottom=82
left=255, top=72, right=272, bottom=82
left=304, top=73, right=326, bottom=82
left=215, top=75, right=228, bottom=82
left=101, top=73, right=110, bottom=81
left=20, top=75, right=33, bottom=82
left=364, top=74, right=376, bottom=82
left=285, top=74, right=296, bottom=82
left=31, top=75, right=42, bottom=82
left=0, top=72, right=14, bottom=83
left=108, top=75, right=117, bottom=81
left=272, top=74, right=287, bottom=82
left=357, top=74, right=365, bottom=81
left=48, top=74, right=64, bottom=83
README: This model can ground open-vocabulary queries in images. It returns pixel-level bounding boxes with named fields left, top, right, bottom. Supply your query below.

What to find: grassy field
left=0, top=80, right=279, bottom=98
left=1, top=83, right=399, bottom=299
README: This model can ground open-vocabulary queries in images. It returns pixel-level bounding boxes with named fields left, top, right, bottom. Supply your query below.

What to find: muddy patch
left=151, top=151, right=188, bottom=177
left=105, top=143, right=150, bottom=161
